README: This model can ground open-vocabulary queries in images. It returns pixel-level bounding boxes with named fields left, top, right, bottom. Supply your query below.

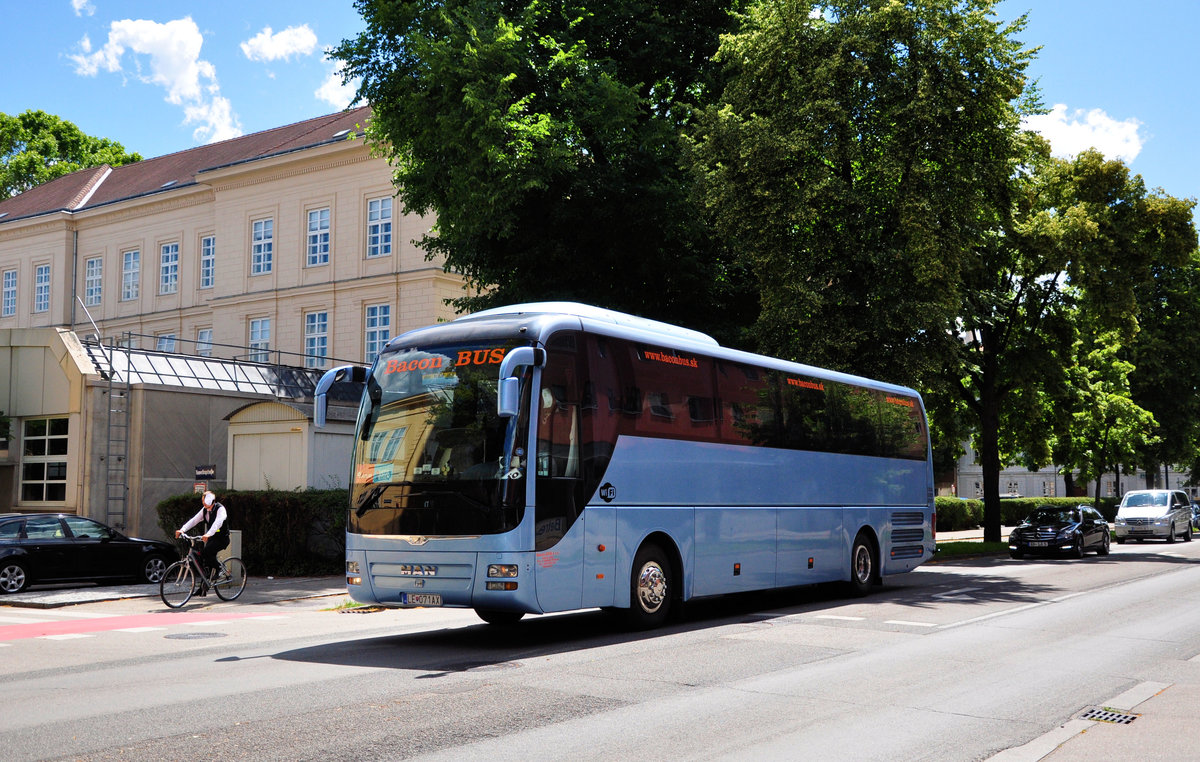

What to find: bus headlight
left=487, top=564, right=518, bottom=578
left=346, top=560, right=360, bottom=573
left=347, top=575, right=362, bottom=586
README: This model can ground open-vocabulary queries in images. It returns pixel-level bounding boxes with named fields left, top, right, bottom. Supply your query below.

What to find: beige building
left=0, top=108, right=464, bottom=537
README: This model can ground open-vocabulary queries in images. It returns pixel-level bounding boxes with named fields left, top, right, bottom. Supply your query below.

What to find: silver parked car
left=1113, top=490, right=1194, bottom=544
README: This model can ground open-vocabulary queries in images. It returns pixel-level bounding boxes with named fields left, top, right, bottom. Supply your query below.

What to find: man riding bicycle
left=175, top=491, right=229, bottom=582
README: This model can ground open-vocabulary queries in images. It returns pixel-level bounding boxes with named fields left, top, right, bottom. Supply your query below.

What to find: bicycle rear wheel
left=213, top=557, right=247, bottom=601
left=160, top=561, right=194, bottom=608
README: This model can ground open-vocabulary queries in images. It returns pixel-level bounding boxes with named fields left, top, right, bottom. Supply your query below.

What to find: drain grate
left=1080, top=707, right=1139, bottom=724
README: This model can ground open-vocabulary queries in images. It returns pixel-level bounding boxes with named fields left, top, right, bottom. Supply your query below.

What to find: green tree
left=686, top=0, right=1034, bottom=386
left=331, top=0, right=756, bottom=343
left=1, top=110, right=141, bottom=198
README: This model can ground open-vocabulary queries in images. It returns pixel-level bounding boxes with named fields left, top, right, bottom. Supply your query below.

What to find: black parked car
left=1009, top=504, right=1111, bottom=559
left=0, top=513, right=175, bottom=594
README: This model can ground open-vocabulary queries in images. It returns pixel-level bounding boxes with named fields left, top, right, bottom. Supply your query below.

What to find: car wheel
left=141, top=554, right=170, bottom=584
left=1009, top=550, right=1024, bottom=560
left=1167, top=526, right=1176, bottom=544
left=1098, top=533, right=1111, bottom=556
left=1115, top=536, right=1126, bottom=544
left=0, top=560, right=30, bottom=594
left=1185, top=522, right=1193, bottom=542
left=1071, top=533, right=1085, bottom=559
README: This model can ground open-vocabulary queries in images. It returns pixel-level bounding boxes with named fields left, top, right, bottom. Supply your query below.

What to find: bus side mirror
left=315, top=364, right=368, bottom=428
left=497, top=346, right=545, bottom=418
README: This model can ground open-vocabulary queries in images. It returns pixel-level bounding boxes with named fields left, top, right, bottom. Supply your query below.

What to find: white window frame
left=2, top=270, right=15, bottom=317
left=155, top=333, right=177, bottom=352
left=33, top=264, right=50, bottom=313
left=199, top=235, right=215, bottom=289
left=251, top=218, right=274, bottom=275
left=366, top=197, right=392, bottom=258
left=249, top=317, right=271, bottom=362
left=20, top=417, right=69, bottom=503
left=307, top=208, right=330, bottom=266
left=159, top=242, right=179, bottom=294
left=196, top=328, right=213, bottom=357
left=365, top=303, right=391, bottom=363
left=84, top=257, right=103, bottom=307
left=304, top=311, right=329, bottom=368
left=122, top=250, right=140, bottom=301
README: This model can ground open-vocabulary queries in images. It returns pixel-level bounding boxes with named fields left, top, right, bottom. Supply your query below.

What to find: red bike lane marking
left=0, top=611, right=267, bottom=642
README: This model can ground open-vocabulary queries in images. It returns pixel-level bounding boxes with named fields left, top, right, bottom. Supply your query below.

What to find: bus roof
left=457, top=302, right=721, bottom=347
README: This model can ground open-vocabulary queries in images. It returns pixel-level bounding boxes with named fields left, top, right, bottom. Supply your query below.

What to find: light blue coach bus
left=315, top=302, right=935, bottom=628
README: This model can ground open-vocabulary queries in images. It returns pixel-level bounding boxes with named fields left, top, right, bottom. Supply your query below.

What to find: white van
left=1113, top=490, right=1193, bottom=543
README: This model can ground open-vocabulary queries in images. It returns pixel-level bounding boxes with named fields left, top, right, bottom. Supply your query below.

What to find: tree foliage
left=332, top=0, right=757, bottom=343
left=1, top=110, right=141, bottom=198
left=687, top=0, right=1034, bottom=386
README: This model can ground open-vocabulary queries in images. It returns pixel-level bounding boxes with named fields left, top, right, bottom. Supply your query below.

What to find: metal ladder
left=104, top=335, right=131, bottom=530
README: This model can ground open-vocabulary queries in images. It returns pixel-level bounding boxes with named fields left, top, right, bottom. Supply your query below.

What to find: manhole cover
left=1080, top=707, right=1139, bottom=724
left=164, top=632, right=228, bottom=640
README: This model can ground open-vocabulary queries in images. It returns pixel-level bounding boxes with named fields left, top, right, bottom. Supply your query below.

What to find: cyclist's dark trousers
left=200, top=533, right=230, bottom=575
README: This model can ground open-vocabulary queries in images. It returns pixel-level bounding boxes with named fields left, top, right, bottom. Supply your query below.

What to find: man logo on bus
left=599, top=483, right=616, bottom=502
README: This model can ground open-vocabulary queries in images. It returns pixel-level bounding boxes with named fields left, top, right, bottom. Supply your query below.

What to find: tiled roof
left=0, top=106, right=371, bottom=225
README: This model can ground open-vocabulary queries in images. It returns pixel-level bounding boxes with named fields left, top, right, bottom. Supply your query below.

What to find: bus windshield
left=348, top=341, right=530, bottom=536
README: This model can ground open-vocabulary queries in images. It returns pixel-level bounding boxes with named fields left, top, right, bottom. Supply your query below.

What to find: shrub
left=934, top=497, right=983, bottom=531
left=157, top=488, right=347, bottom=577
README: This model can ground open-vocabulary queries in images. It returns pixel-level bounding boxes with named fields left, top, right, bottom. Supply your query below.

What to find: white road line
left=13, top=610, right=112, bottom=619
left=884, top=620, right=937, bottom=627
left=116, top=627, right=166, bottom=633
left=814, top=615, right=865, bottom=621
left=938, top=600, right=1047, bottom=629
left=38, top=633, right=94, bottom=640
left=247, top=615, right=288, bottom=620
left=184, top=620, right=228, bottom=626
left=0, top=615, right=47, bottom=625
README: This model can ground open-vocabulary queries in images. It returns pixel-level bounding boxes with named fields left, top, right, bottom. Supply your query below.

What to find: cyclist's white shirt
left=180, top=504, right=227, bottom=538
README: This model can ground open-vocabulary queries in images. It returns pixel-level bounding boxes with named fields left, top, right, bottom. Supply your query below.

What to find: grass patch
left=322, top=598, right=369, bottom=611
left=934, top=541, right=1009, bottom=558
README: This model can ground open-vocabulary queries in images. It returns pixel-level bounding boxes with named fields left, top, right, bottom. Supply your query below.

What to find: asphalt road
left=3, top=540, right=1200, bottom=761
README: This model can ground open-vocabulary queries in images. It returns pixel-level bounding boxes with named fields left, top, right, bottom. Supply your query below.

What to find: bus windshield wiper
left=353, top=483, right=391, bottom=518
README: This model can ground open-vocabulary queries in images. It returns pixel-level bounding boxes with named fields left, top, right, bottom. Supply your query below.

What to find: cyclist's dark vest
left=203, top=503, right=228, bottom=536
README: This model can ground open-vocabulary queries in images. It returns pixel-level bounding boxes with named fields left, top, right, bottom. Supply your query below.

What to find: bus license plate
left=401, top=593, right=442, bottom=607
left=1030, top=541, right=1048, bottom=547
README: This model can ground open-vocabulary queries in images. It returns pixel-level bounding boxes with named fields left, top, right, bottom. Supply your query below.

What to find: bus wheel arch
left=847, top=528, right=880, bottom=597
left=624, top=534, right=681, bottom=630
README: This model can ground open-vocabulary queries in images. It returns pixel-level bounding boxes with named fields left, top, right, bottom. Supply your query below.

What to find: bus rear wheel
left=626, top=543, right=671, bottom=630
left=475, top=608, right=524, bottom=626
left=847, top=532, right=877, bottom=597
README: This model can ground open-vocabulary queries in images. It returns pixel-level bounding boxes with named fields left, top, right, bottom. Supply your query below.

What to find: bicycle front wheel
left=213, top=557, right=247, bottom=601
left=160, top=561, right=194, bottom=608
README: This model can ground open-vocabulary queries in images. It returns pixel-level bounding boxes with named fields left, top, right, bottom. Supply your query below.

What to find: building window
left=251, top=218, right=273, bottom=275
left=307, top=208, right=330, bottom=266
left=304, top=311, right=328, bottom=368
left=33, top=264, right=50, bottom=313
left=199, top=235, right=215, bottom=289
left=196, top=328, right=213, bottom=357
left=155, top=333, right=176, bottom=352
left=159, top=242, right=179, bottom=294
left=365, top=303, right=391, bottom=363
left=122, top=250, right=140, bottom=300
left=249, top=318, right=270, bottom=362
left=2, top=270, right=15, bottom=317
left=21, top=417, right=68, bottom=502
left=366, top=197, right=392, bottom=258
left=84, top=257, right=103, bottom=306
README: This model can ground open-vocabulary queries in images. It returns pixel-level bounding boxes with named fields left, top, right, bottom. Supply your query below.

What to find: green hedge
left=156, top=489, right=347, bottom=577
left=935, top=495, right=1119, bottom=531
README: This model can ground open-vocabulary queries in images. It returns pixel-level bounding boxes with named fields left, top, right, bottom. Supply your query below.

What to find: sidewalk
left=0, top=575, right=347, bottom=608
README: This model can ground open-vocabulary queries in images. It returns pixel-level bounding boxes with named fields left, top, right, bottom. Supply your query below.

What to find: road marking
left=884, top=620, right=937, bottom=627
left=814, top=615, right=865, bottom=621
left=932, top=586, right=979, bottom=601
left=0, top=615, right=47, bottom=625
left=39, top=633, right=93, bottom=640
left=116, top=627, right=166, bottom=633
left=939, top=600, right=1047, bottom=629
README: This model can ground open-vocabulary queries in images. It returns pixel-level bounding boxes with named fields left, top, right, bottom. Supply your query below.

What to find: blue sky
left=2, top=1, right=1197, bottom=212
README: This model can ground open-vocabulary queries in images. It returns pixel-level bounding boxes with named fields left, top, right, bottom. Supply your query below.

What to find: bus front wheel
left=475, top=608, right=524, bottom=626
left=626, top=543, right=671, bottom=630
left=847, top=532, right=878, bottom=597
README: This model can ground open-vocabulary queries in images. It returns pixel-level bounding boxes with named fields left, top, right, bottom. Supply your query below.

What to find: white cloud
left=241, top=25, right=318, bottom=63
left=72, top=0, right=95, bottom=17
left=315, top=56, right=358, bottom=110
left=1023, top=104, right=1145, bottom=163
left=69, top=17, right=242, bottom=145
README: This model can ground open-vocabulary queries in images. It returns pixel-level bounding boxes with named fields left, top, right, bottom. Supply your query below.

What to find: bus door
left=534, top=336, right=587, bottom=612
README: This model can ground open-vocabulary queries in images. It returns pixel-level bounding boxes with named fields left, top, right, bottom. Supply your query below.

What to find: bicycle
left=160, top=533, right=247, bottom=608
